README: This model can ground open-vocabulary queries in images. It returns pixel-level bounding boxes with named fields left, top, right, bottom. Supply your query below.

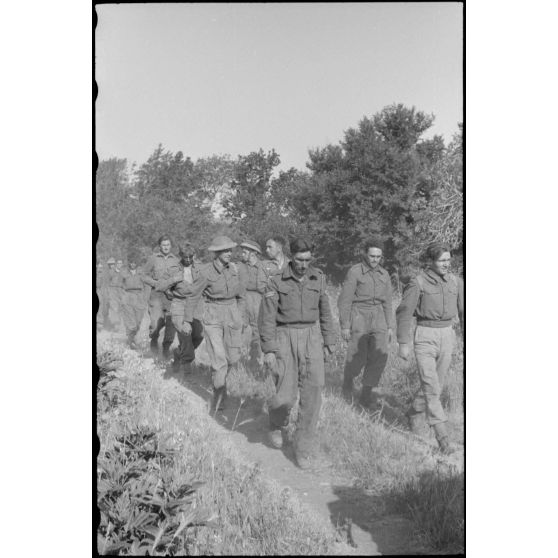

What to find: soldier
left=396, top=242, right=464, bottom=455
left=189, top=236, right=246, bottom=413
left=337, top=238, right=395, bottom=409
left=259, top=238, right=337, bottom=469
left=155, top=244, right=204, bottom=374
left=105, top=257, right=124, bottom=331
left=238, top=239, right=268, bottom=369
left=141, top=235, right=181, bottom=359
left=262, top=235, right=289, bottom=278
left=121, top=261, right=147, bottom=349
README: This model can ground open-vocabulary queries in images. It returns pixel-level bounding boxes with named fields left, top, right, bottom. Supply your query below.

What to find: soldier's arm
left=255, top=262, right=268, bottom=294
left=337, top=267, right=357, bottom=330
left=154, top=271, right=183, bottom=293
left=396, top=278, right=421, bottom=344
left=319, top=275, right=337, bottom=347
left=259, top=281, right=280, bottom=353
left=183, top=274, right=208, bottom=323
left=382, top=273, right=396, bottom=330
left=140, top=257, right=157, bottom=287
left=236, top=275, right=247, bottom=321
left=457, top=276, right=464, bottom=332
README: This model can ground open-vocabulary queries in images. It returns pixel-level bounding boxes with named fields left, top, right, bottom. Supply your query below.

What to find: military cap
left=240, top=239, right=262, bottom=255
left=107, top=257, right=116, bottom=265
left=207, top=235, right=237, bottom=252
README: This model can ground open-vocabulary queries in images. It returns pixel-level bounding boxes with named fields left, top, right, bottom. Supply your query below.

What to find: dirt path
left=99, top=331, right=426, bottom=555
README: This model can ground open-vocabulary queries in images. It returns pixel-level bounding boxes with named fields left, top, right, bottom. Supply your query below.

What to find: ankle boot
left=359, top=386, right=374, bottom=408
left=433, top=422, right=455, bottom=455
left=342, top=375, right=354, bottom=401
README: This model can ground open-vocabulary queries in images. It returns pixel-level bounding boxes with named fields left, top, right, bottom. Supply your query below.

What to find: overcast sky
left=96, top=2, right=462, bottom=171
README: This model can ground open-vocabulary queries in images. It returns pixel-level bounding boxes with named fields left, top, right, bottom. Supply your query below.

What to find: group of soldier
left=96, top=233, right=463, bottom=469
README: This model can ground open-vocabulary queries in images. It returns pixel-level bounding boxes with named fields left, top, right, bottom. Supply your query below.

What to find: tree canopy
left=96, top=104, right=462, bottom=280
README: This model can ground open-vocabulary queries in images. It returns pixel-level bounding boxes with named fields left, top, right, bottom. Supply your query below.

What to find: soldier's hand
left=341, top=328, right=351, bottom=342
left=324, top=345, right=335, bottom=363
left=263, top=352, right=277, bottom=373
left=398, top=344, right=411, bottom=361
left=164, top=289, right=174, bottom=301
left=181, top=321, right=192, bottom=335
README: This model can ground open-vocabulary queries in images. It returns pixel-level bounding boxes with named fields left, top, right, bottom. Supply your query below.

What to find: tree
left=413, top=124, right=463, bottom=262
left=96, top=157, right=133, bottom=259
left=291, top=104, right=445, bottom=281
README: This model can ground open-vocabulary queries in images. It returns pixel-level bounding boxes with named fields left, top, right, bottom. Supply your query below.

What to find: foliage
left=413, top=125, right=463, bottom=259
left=283, top=104, right=452, bottom=281
left=96, top=104, right=462, bottom=278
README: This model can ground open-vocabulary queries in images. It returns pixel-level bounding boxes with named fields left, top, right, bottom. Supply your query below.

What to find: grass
left=97, top=340, right=353, bottom=556
left=101, top=284, right=464, bottom=554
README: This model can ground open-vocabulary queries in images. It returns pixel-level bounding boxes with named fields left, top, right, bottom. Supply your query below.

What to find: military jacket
left=154, top=264, right=204, bottom=322
left=238, top=260, right=267, bottom=293
left=396, top=269, right=464, bottom=344
left=121, top=271, right=144, bottom=291
left=106, top=268, right=123, bottom=289
left=337, top=262, right=395, bottom=331
left=259, top=263, right=337, bottom=353
left=141, top=251, right=181, bottom=287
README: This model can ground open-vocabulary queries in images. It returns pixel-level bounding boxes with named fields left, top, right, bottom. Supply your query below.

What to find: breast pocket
left=305, top=285, right=321, bottom=311
left=420, top=283, right=443, bottom=318
left=355, top=277, right=374, bottom=299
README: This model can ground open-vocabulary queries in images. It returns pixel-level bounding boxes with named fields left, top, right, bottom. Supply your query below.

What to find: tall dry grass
left=97, top=340, right=354, bottom=556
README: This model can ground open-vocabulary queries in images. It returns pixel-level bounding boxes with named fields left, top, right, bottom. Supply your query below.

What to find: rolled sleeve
left=396, top=278, right=421, bottom=344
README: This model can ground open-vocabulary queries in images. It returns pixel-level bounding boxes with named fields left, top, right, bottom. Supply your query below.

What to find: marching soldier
left=262, top=235, right=289, bottom=279
left=120, top=260, right=147, bottom=349
left=238, top=239, right=268, bottom=369
left=259, top=238, right=337, bottom=469
left=190, top=236, right=246, bottom=413
left=337, top=238, right=394, bottom=409
left=155, top=244, right=204, bottom=374
left=396, top=242, right=464, bottom=455
left=141, top=235, right=181, bottom=359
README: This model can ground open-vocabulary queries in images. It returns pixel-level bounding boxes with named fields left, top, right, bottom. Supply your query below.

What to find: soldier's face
left=160, top=240, right=171, bottom=255
left=116, top=260, right=123, bottom=271
left=432, top=252, right=451, bottom=276
left=241, top=248, right=250, bottom=262
left=129, top=263, right=137, bottom=272
left=292, top=251, right=312, bottom=277
left=217, top=249, right=232, bottom=265
left=266, top=240, right=280, bottom=259
left=365, top=247, right=382, bottom=269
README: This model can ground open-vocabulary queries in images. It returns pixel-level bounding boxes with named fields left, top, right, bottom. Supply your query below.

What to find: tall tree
left=289, top=104, right=448, bottom=281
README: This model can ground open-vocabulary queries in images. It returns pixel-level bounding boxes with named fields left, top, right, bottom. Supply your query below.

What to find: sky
left=96, top=2, right=463, bottom=172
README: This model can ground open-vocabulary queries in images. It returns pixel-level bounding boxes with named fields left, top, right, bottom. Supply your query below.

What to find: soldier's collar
left=283, top=263, right=318, bottom=281
left=424, top=268, right=447, bottom=283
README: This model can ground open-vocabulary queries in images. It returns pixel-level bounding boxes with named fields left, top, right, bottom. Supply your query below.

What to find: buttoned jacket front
left=238, top=260, right=267, bottom=293
left=396, top=269, right=464, bottom=344
left=259, top=264, right=336, bottom=353
left=141, top=251, right=181, bottom=287
left=337, top=262, right=394, bottom=332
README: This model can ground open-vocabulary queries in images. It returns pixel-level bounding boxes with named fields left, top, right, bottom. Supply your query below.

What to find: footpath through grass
left=96, top=340, right=353, bottom=556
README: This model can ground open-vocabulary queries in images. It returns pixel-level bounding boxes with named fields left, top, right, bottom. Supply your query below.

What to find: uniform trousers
left=411, top=325, right=455, bottom=425
left=269, top=323, right=325, bottom=458
left=202, top=300, right=243, bottom=389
